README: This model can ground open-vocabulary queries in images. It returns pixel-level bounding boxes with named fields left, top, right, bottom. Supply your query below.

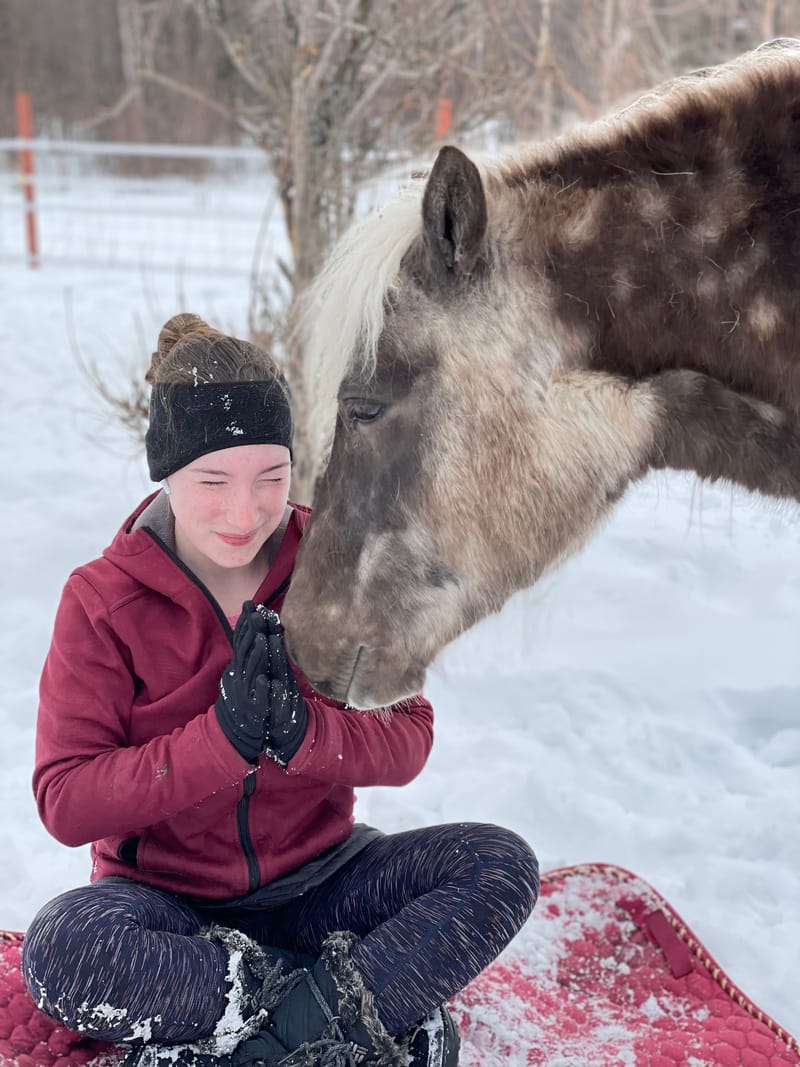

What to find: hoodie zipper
left=144, top=527, right=292, bottom=893
left=238, top=771, right=260, bottom=890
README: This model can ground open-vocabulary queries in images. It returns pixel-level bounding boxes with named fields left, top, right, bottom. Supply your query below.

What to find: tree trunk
left=282, top=7, right=328, bottom=505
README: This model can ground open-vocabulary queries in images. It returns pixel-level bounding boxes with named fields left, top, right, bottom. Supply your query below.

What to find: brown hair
left=146, top=313, right=283, bottom=386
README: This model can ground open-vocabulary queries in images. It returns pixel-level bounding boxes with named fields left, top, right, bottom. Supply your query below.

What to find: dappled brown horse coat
left=283, top=39, right=800, bottom=709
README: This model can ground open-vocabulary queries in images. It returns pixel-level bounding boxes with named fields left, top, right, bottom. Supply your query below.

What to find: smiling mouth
left=217, top=532, right=257, bottom=546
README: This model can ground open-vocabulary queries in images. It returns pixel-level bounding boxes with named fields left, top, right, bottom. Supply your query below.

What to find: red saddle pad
left=450, top=863, right=799, bottom=1066
left=1, top=864, right=797, bottom=1066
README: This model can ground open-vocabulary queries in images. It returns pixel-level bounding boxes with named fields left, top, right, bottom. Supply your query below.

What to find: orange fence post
left=435, top=97, right=453, bottom=140
left=14, top=91, right=40, bottom=269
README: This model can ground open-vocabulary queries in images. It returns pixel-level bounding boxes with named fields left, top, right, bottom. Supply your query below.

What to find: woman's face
left=166, top=443, right=291, bottom=571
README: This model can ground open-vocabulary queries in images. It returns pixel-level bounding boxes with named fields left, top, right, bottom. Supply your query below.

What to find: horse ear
left=421, top=145, right=487, bottom=279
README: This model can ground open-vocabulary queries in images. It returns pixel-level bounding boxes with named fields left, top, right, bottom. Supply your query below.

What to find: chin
left=210, top=545, right=260, bottom=567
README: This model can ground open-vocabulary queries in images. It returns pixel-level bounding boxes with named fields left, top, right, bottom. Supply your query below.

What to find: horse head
left=282, top=147, right=659, bottom=707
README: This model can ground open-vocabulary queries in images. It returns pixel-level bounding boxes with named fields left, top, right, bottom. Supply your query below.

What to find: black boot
left=406, top=1006, right=460, bottom=1067
left=262, top=931, right=403, bottom=1066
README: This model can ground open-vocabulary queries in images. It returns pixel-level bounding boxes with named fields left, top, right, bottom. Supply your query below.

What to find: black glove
left=259, top=608, right=308, bottom=767
left=215, top=601, right=271, bottom=762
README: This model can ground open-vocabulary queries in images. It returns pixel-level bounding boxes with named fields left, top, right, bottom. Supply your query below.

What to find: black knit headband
left=145, top=380, right=293, bottom=482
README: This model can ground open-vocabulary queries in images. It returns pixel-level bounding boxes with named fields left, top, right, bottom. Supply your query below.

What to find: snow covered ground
left=0, top=172, right=798, bottom=1045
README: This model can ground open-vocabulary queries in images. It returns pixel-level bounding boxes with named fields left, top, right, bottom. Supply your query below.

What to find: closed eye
left=343, top=399, right=385, bottom=425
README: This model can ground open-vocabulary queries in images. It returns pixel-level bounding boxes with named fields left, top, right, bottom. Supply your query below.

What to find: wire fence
left=0, top=138, right=281, bottom=278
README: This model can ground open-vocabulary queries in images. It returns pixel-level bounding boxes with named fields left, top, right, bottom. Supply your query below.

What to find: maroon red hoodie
left=35, top=493, right=434, bottom=899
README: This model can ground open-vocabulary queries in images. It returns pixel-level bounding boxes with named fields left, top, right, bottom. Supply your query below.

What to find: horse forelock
left=300, top=184, right=426, bottom=451
left=299, top=150, right=531, bottom=455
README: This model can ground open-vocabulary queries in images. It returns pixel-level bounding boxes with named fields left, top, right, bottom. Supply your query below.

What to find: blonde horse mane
left=299, top=185, right=425, bottom=454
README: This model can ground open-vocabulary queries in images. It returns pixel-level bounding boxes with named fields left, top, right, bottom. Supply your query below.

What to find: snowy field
left=0, top=171, right=798, bottom=1045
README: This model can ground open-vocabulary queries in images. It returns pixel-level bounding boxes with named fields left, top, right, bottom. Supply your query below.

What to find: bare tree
left=481, top=0, right=800, bottom=142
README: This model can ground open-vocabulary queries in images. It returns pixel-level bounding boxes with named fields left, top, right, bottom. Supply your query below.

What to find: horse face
left=279, top=150, right=492, bottom=705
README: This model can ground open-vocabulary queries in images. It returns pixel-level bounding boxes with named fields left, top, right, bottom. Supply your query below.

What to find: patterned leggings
left=22, top=822, right=538, bottom=1043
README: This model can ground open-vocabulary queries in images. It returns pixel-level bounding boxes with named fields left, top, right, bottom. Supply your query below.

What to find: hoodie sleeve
left=284, top=673, right=434, bottom=787
left=34, top=574, right=251, bottom=848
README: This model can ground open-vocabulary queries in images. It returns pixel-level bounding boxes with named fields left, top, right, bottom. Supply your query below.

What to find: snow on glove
left=215, top=601, right=272, bottom=762
left=259, top=609, right=308, bottom=767
left=232, top=598, right=270, bottom=649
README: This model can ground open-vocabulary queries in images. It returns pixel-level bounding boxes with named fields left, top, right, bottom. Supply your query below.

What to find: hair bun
left=146, top=314, right=220, bottom=383
left=157, top=313, right=219, bottom=359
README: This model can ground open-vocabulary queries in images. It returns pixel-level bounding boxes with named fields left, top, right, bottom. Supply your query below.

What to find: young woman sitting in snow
left=22, top=314, right=539, bottom=1067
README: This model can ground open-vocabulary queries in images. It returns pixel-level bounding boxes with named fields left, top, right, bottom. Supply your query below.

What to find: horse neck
left=494, top=110, right=800, bottom=416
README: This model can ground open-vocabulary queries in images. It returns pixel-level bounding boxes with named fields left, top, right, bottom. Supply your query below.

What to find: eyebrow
left=191, top=462, right=291, bottom=475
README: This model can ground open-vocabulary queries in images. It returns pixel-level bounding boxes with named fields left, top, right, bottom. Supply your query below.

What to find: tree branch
left=82, top=82, right=143, bottom=131
left=141, top=68, right=262, bottom=138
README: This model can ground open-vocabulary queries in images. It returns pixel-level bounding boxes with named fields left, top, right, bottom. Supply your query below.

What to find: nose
left=226, top=487, right=260, bottom=530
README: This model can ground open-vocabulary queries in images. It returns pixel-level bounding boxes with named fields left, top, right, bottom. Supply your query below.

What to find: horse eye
left=345, top=400, right=384, bottom=425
